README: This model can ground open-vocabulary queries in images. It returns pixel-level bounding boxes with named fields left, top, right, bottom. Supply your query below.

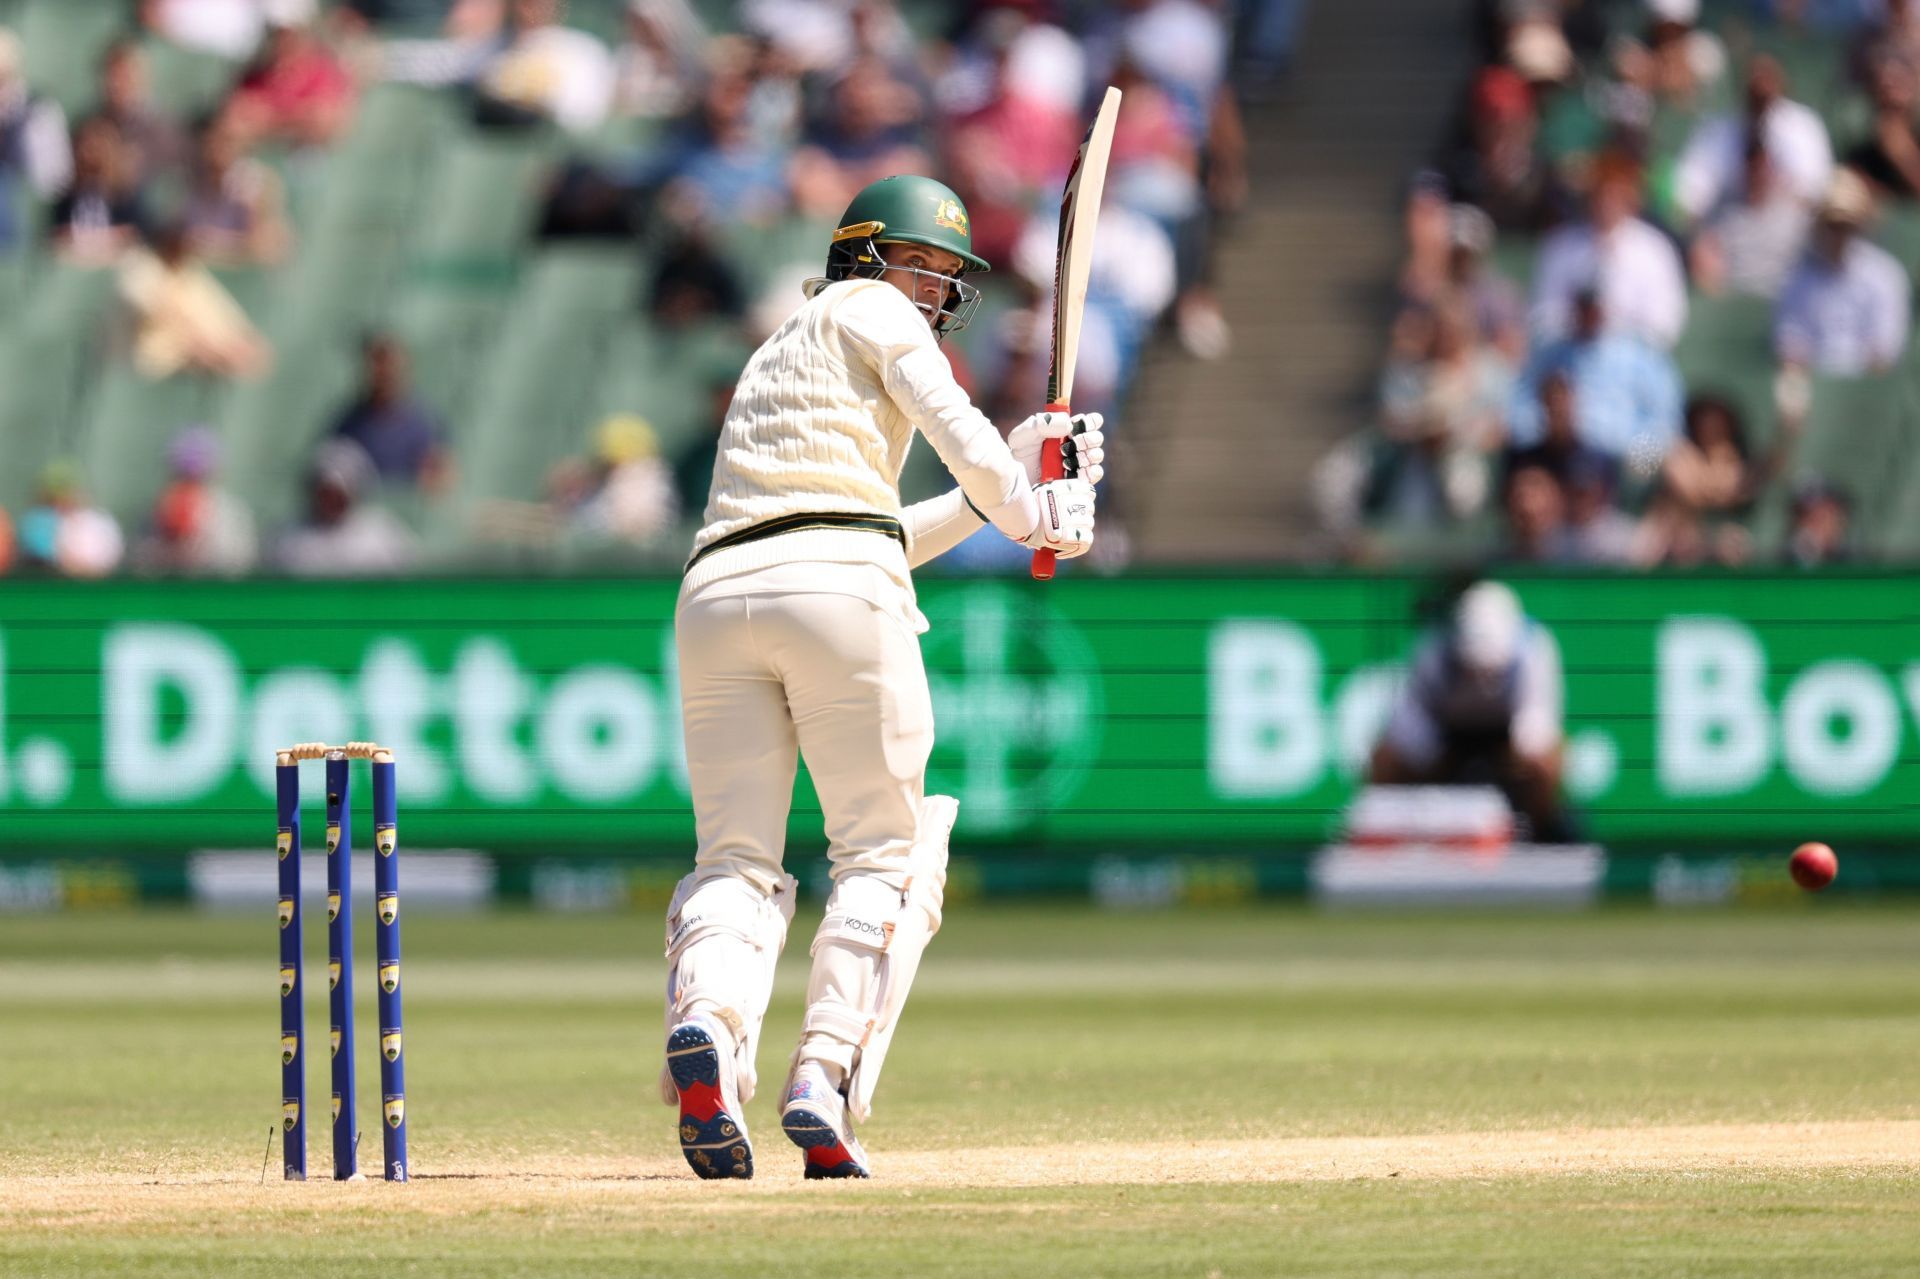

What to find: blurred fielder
left=661, top=175, right=1104, bottom=1180
left=1369, top=581, right=1572, bottom=841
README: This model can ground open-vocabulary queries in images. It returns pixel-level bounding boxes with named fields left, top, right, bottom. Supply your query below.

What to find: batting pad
left=660, top=871, right=798, bottom=1105
left=798, top=794, right=956, bottom=1121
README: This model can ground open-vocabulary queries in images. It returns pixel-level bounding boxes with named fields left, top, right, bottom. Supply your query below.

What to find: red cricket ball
left=1789, top=842, right=1838, bottom=892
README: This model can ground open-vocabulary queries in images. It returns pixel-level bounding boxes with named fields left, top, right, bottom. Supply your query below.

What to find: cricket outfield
left=2, top=904, right=1916, bottom=1277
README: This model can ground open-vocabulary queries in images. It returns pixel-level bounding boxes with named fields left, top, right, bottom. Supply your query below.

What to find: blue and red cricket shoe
left=666, top=1018, right=752, bottom=1179
left=780, top=1063, right=871, bottom=1180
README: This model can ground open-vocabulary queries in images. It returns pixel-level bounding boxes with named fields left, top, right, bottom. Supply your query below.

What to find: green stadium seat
left=216, top=319, right=358, bottom=530
left=406, top=130, right=561, bottom=274
left=1747, top=370, right=1910, bottom=557
left=592, top=316, right=748, bottom=465
left=0, top=263, right=121, bottom=510
left=18, top=0, right=129, bottom=116
left=1672, top=292, right=1778, bottom=446
left=387, top=281, right=518, bottom=431
left=458, top=245, right=646, bottom=503
left=138, top=37, right=239, bottom=122
left=77, top=366, right=221, bottom=527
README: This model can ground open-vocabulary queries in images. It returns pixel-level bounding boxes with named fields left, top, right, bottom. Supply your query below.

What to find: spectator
left=182, top=110, right=294, bottom=266
left=1510, top=288, right=1684, bottom=466
left=788, top=58, right=929, bottom=219
left=18, top=462, right=124, bottom=579
left=1785, top=478, right=1853, bottom=565
left=1424, top=65, right=1565, bottom=233
left=613, top=0, right=705, bottom=121
left=94, top=39, right=186, bottom=190
left=1663, top=394, right=1773, bottom=514
left=1530, top=151, right=1688, bottom=349
left=1672, top=54, right=1832, bottom=224
left=1012, top=199, right=1178, bottom=409
left=1502, top=461, right=1567, bottom=563
left=1371, top=580, right=1572, bottom=841
left=943, top=18, right=1086, bottom=266
left=274, top=439, right=418, bottom=575
left=474, top=0, right=616, bottom=133
left=1550, top=450, right=1637, bottom=565
left=1636, top=394, right=1768, bottom=567
left=1689, top=137, right=1813, bottom=298
left=1775, top=169, right=1910, bottom=375
left=50, top=117, right=147, bottom=265
left=545, top=413, right=678, bottom=545
left=1505, top=368, right=1620, bottom=490
left=1844, top=50, right=1920, bottom=201
left=0, top=28, right=71, bottom=253
left=328, top=333, right=450, bottom=491
left=1853, top=0, right=1920, bottom=81
left=648, top=231, right=746, bottom=329
left=135, top=424, right=258, bottom=575
left=1373, top=298, right=1515, bottom=524
left=641, top=63, right=792, bottom=228
left=1617, top=0, right=1729, bottom=113
left=140, top=0, right=268, bottom=60
left=1085, top=0, right=1229, bottom=147
left=0, top=504, right=13, bottom=574
left=1403, top=196, right=1527, bottom=358
left=228, top=2, right=358, bottom=148
left=118, top=222, right=272, bottom=380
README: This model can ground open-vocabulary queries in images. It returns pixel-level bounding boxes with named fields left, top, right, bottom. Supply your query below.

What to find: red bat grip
left=1029, top=401, right=1069, bottom=581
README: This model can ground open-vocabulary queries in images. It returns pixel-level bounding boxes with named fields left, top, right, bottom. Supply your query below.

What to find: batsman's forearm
left=901, top=487, right=986, bottom=568
left=885, top=347, right=1037, bottom=538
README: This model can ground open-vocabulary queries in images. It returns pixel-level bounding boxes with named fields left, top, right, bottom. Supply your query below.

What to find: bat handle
left=1030, top=401, right=1069, bottom=582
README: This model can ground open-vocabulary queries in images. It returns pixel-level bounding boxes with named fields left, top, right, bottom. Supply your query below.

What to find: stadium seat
left=458, top=245, right=646, bottom=503
left=17, top=0, right=127, bottom=116
left=1671, top=293, right=1778, bottom=447
left=217, top=319, right=358, bottom=531
left=77, top=366, right=220, bottom=527
left=407, top=129, right=562, bottom=275
left=0, top=263, right=121, bottom=510
left=1748, top=370, right=1910, bottom=556
left=592, top=316, right=749, bottom=465
left=138, top=36, right=239, bottom=121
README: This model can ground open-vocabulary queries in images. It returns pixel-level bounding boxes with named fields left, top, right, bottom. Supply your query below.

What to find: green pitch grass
left=1, top=902, right=1916, bottom=1277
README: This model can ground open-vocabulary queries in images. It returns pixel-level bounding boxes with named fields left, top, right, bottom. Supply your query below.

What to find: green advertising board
left=0, top=573, right=1915, bottom=851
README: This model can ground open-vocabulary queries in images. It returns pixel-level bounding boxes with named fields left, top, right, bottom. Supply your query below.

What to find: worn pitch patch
left=1, top=1120, right=1916, bottom=1221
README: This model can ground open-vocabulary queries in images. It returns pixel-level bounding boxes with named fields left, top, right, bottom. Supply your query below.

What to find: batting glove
left=1009, top=411, right=1106, bottom=487
left=1020, top=477, right=1096, bottom=559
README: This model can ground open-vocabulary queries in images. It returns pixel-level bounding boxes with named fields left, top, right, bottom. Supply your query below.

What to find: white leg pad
left=660, top=870, right=798, bottom=1105
left=794, top=795, right=956, bottom=1122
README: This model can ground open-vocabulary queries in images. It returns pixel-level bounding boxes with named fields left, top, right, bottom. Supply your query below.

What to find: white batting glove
left=1009, top=411, right=1106, bottom=486
left=1020, top=477, right=1096, bottom=559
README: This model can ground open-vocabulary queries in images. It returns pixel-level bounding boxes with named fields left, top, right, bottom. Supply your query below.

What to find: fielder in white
left=661, top=175, right=1104, bottom=1179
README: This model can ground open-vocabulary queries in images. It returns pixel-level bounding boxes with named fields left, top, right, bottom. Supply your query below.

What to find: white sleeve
left=832, top=282, right=1039, bottom=540
left=901, top=487, right=987, bottom=568
left=1647, top=231, right=1688, bottom=350
left=1511, top=627, right=1564, bottom=759
left=1672, top=118, right=1727, bottom=222
left=1380, top=642, right=1445, bottom=770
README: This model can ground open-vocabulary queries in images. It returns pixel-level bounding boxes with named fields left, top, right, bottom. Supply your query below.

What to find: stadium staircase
left=1124, top=0, right=1477, bottom=563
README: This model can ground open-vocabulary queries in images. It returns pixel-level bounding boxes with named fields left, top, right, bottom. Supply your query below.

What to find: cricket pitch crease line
left=2, top=1121, right=1916, bottom=1204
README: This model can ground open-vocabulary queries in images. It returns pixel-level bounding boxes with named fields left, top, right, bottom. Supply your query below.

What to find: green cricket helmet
left=813, top=175, right=989, bottom=337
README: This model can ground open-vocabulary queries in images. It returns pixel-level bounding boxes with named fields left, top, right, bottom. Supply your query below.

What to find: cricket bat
left=1032, top=85, right=1122, bottom=581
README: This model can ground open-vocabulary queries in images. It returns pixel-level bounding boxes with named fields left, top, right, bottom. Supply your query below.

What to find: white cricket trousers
left=675, top=560, right=933, bottom=893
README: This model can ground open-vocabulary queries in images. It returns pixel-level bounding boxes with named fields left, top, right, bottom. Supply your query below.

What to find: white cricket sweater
left=683, top=279, right=1036, bottom=594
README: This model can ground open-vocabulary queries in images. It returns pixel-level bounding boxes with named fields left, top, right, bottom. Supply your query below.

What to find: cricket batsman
left=659, top=175, right=1104, bottom=1180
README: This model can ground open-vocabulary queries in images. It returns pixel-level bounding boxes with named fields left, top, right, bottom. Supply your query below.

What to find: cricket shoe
left=781, top=1063, right=870, bottom=1179
left=666, top=1018, right=753, bottom=1180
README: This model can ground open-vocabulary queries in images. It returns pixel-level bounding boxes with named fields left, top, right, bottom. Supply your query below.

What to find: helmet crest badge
left=933, top=198, right=969, bottom=235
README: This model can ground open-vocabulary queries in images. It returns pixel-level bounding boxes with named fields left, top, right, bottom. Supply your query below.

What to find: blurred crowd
left=1318, top=0, right=1920, bottom=568
left=0, top=0, right=1276, bottom=579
